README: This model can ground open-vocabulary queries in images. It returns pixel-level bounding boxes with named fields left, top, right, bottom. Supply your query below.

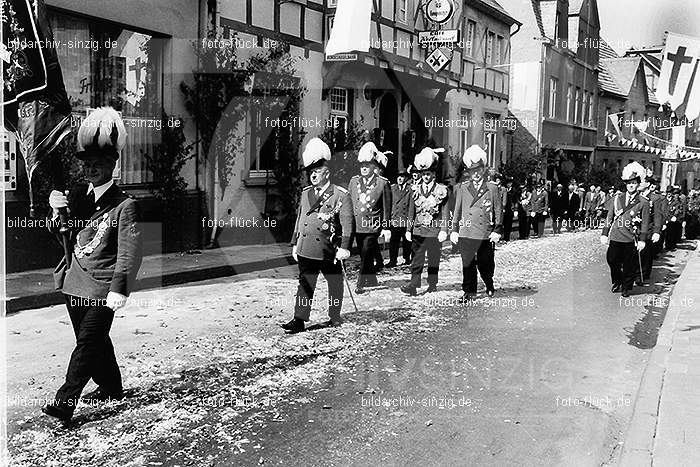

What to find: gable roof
left=568, top=0, right=585, bottom=15
left=598, top=62, right=626, bottom=97
left=599, top=37, right=620, bottom=59
left=602, top=57, right=642, bottom=96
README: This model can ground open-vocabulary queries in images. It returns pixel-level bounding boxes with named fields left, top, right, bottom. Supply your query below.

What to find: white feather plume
left=358, top=142, right=392, bottom=166
left=463, top=144, right=487, bottom=169
left=622, top=161, right=646, bottom=182
left=302, top=137, right=331, bottom=168
left=414, top=147, right=438, bottom=171
left=77, top=107, right=127, bottom=152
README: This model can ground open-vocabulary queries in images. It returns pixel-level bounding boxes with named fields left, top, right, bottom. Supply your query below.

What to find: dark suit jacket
left=530, top=188, right=549, bottom=214
left=566, top=192, right=580, bottom=217
left=550, top=190, right=567, bottom=217
left=390, top=183, right=412, bottom=228
left=51, top=183, right=143, bottom=299
left=602, top=192, right=650, bottom=242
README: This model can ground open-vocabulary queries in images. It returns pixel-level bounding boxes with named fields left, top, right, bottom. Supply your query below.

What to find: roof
left=476, top=0, right=520, bottom=24
left=602, top=57, right=642, bottom=96
left=568, top=0, right=585, bottom=15
left=598, top=61, right=626, bottom=97
left=599, top=37, right=620, bottom=60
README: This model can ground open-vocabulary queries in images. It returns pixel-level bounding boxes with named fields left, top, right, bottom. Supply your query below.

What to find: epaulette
left=335, top=185, right=348, bottom=194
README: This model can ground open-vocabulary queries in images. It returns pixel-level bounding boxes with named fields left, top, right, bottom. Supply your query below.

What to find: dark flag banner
left=2, top=0, right=72, bottom=191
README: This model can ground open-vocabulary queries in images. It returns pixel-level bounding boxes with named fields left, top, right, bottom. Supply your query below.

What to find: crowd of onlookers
left=486, top=172, right=700, bottom=245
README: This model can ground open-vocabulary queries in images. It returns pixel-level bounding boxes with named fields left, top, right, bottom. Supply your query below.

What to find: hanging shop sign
left=418, top=29, right=459, bottom=46
left=425, top=0, right=455, bottom=25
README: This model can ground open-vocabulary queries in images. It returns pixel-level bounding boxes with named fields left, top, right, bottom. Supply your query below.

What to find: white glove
left=292, top=245, right=298, bottom=262
left=530, top=212, right=536, bottom=217
left=106, top=291, right=127, bottom=311
left=437, top=231, right=447, bottom=243
left=671, top=216, right=677, bottom=222
left=513, top=211, right=518, bottom=219
left=335, top=247, right=350, bottom=262
left=489, top=232, right=501, bottom=243
left=405, top=231, right=412, bottom=242
left=543, top=210, right=548, bottom=216
left=600, top=235, right=609, bottom=245
left=636, top=240, right=646, bottom=252
left=652, top=233, right=661, bottom=243
left=682, top=221, right=687, bottom=228
left=381, top=229, right=391, bottom=242
left=662, top=224, right=667, bottom=231
left=450, top=232, right=459, bottom=244
left=49, top=190, right=68, bottom=211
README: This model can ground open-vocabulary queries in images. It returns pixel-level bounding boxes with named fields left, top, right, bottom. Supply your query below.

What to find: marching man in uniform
left=400, top=147, right=450, bottom=296
left=449, top=145, right=503, bottom=300
left=283, top=138, right=353, bottom=334
left=43, top=107, right=143, bottom=423
left=348, top=142, right=392, bottom=294
left=639, top=175, right=663, bottom=284
left=601, top=162, right=650, bottom=297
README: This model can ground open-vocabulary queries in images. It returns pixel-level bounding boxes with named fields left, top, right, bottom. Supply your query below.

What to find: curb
left=6, top=255, right=295, bottom=315
left=618, top=246, right=699, bottom=466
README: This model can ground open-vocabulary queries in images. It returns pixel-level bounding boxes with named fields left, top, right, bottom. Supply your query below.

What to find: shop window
left=49, top=11, right=163, bottom=185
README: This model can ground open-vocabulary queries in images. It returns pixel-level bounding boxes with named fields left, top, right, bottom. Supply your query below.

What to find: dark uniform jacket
left=602, top=192, right=650, bottom=243
left=450, top=180, right=504, bottom=240
left=407, top=181, right=450, bottom=238
left=566, top=192, right=580, bottom=217
left=641, top=191, right=664, bottom=239
left=348, top=174, right=392, bottom=234
left=530, top=188, right=549, bottom=214
left=390, top=182, right=412, bottom=229
left=51, top=183, right=143, bottom=300
left=292, top=183, right=353, bottom=261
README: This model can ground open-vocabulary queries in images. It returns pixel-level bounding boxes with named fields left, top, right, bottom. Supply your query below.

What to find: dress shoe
left=281, top=318, right=305, bottom=333
left=385, top=261, right=398, bottom=268
left=364, top=276, right=379, bottom=288
left=635, top=280, right=648, bottom=287
left=486, top=288, right=495, bottom=297
left=323, top=319, right=343, bottom=328
left=461, top=292, right=477, bottom=302
left=611, top=283, right=622, bottom=293
left=355, top=286, right=366, bottom=295
left=425, top=285, right=438, bottom=293
left=400, top=285, right=418, bottom=296
left=41, top=401, right=73, bottom=423
left=81, top=388, right=124, bottom=404
left=621, top=289, right=631, bottom=297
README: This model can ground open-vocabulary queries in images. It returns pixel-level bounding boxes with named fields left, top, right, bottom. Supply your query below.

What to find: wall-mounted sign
left=326, top=53, right=358, bottom=61
left=426, top=48, right=450, bottom=72
left=418, top=29, right=459, bottom=45
left=425, top=0, right=455, bottom=25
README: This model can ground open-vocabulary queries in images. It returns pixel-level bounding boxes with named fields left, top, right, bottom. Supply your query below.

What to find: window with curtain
left=49, top=11, right=163, bottom=185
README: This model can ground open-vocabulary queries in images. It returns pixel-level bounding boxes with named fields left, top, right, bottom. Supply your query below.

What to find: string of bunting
left=604, top=130, right=700, bottom=162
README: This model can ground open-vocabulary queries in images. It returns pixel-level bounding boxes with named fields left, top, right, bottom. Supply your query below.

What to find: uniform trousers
left=518, top=208, right=530, bottom=239
left=530, top=213, right=546, bottom=237
left=459, top=238, right=495, bottom=293
left=354, top=233, right=380, bottom=285
left=55, top=294, right=121, bottom=410
left=503, top=210, right=514, bottom=241
left=389, top=227, right=411, bottom=263
left=665, top=222, right=680, bottom=249
left=606, top=240, right=638, bottom=292
left=409, top=235, right=441, bottom=288
left=640, top=237, right=660, bottom=280
left=294, top=256, right=343, bottom=321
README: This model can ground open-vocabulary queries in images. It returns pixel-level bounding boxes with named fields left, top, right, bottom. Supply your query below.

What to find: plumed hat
left=302, top=137, right=331, bottom=170
left=621, top=161, right=646, bottom=183
left=413, top=147, right=445, bottom=171
left=358, top=141, right=392, bottom=167
left=76, top=107, right=127, bottom=161
left=462, top=144, right=487, bottom=170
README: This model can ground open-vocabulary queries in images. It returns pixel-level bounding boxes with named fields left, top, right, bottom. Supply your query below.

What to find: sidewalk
left=4, top=243, right=293, bottom=314
left=620, top=244, right=700, bottom=466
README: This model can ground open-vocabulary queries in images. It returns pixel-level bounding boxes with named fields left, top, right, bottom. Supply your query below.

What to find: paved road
left=5, top=232, right=695, bottom=466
